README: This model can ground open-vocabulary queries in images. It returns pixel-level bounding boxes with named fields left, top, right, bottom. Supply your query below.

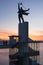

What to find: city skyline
left=0, top=0, right=43, bottom=40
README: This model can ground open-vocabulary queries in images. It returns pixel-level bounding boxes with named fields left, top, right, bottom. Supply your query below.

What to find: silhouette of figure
left=18, top=3, right=30, bottom=23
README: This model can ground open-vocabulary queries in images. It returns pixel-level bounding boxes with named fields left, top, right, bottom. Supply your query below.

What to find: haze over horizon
left=0, top=0, right=43, bottom=40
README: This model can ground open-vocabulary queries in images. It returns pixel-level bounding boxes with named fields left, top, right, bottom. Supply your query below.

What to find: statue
left=18, top=3, right=30, bottom=23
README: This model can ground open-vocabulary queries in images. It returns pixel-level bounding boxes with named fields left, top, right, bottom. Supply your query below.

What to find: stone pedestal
left=18, top=22, right=29, bottom=42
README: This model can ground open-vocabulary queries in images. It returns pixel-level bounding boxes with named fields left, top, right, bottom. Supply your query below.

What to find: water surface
left=0, top=43, right=43, bottom=65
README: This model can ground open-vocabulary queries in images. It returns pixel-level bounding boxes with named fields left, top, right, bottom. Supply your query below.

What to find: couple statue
left=18, top=3, right=30, bottom=23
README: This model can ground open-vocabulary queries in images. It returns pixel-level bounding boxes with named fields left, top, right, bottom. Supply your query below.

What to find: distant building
left=0, top=40, right=3, bottom=45
left=0, top=40, right=8, bottom=46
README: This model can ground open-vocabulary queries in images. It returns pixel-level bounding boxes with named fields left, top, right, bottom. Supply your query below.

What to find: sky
left=0, top=0, right=43, bottom=40
left=0, top=1, right=43, bottom=65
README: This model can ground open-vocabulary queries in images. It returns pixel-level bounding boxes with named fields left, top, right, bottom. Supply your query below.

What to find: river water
left=40, top=43, right=43, bottom=65
left=0, top=49, right=9, bottom=65
left=0, top=43, right=43, bottom=65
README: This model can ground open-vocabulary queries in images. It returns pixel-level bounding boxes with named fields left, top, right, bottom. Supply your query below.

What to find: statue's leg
left=22, top=16, right=24, bottom=22
left=19, top=16, right=21, bottom=23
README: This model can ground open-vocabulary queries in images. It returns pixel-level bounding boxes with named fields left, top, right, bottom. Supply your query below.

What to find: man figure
left=18, top=3, right=30, bottom=23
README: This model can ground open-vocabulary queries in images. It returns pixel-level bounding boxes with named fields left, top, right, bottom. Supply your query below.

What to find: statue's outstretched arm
left=18, top=3, right=22, bottom=10
left=24, top=8, right=30, bottom=12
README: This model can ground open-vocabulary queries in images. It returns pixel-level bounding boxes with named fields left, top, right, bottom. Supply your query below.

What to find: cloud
left=38, top=31, right=43, bottom=35
left=30, top=34, right=43, bottom=40
left=0, top=31, right=43, bottom=40
left=29, top=31, right=43, bottom=40
left=0, top=32, right=17, bottom=40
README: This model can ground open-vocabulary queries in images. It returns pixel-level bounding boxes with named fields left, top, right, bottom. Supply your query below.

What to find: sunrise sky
left=0, top=0, right=43, bottom=40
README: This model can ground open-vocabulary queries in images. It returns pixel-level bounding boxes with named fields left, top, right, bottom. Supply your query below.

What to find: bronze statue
left=18, top=3, right=30, bottom=23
